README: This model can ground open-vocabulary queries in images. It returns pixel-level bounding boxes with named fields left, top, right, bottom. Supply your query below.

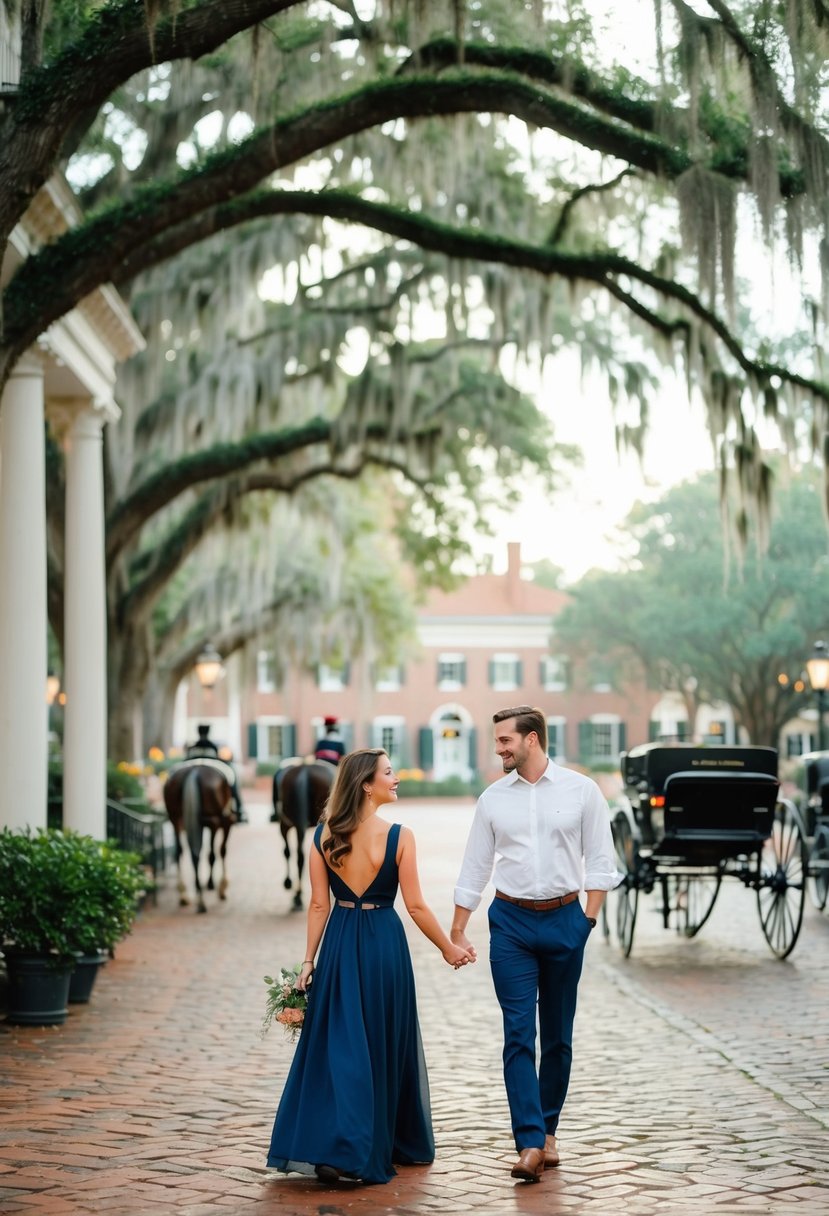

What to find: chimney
left=507, top=542, right=521, bottom=604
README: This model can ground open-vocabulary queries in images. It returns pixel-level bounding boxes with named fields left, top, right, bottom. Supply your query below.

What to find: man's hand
left=450, top=927, right=477, bottom=961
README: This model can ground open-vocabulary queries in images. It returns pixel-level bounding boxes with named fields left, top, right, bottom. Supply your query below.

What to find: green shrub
left=396, top=777, right=484, bottom=799
left=0, top=828, right=147, bottom=959
left=106, top=761, right=147, bottom=804
left=46, top=761, right=151, bottom=829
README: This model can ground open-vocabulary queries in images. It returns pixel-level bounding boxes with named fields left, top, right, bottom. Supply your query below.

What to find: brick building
left=177, top=542, right=662, bottom=782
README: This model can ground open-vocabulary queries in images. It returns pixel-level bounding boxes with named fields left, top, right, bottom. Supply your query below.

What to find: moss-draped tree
left=4, top=0, right=829, bottom=754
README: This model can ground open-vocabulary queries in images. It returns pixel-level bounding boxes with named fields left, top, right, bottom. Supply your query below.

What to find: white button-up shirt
left=454, top=760, right=622, bottom=910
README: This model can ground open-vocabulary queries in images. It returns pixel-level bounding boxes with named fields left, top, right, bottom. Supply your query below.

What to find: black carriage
left=608, top=743, right=806, bottom=959
left=802, top=751, right=829, bottom=913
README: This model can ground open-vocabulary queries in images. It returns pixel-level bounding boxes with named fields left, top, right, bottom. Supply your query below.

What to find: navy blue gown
left=266, top=822, right=435, bottom=1184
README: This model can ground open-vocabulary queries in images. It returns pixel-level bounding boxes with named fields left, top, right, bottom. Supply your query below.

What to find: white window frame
left=437, top=652, right=465, bottom=691
left=541, top=655, right=569, bottom=692
left=256, top=649, right=278, bottom=693
left=257, top=716, right=290, bottom=762
left=375, top=664, right=402, bottom=692
left=589, top=715, right=622, bottom=759
left=319, top=662, right=346, bottom=692
left=547, top=715, right=566, bottom=761
left=371, top=715, right=405, bottom=766
left=491, top=652, right=520, bottom=692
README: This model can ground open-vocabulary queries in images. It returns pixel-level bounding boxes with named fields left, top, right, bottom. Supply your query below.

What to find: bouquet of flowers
left=262, top=964, right=308, bottom=1041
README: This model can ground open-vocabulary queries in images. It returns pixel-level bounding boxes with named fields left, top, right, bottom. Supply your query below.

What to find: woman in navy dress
left=266, top=748, right=473, bottom=1184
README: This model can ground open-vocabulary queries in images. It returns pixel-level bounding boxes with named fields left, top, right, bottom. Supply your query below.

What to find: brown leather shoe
left=510, top=1147, right=545, bottom=1182
left=544, top=1134, right=560, bottom=1167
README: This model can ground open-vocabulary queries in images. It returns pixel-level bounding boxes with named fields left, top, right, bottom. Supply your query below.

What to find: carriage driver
left=185, top=724, right=248, bottom=824
left=314, top=715, right=346, bottom=765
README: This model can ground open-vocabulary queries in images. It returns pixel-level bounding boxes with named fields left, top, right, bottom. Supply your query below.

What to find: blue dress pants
left=488, top=897, right=591, bottom=1151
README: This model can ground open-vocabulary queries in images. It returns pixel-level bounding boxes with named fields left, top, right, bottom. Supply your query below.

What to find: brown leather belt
left=495, top=890, right=579, bottom=912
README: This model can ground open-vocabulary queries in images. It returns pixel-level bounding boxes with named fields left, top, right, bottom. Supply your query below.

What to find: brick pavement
left=1, top=796, right=828, bottom=1215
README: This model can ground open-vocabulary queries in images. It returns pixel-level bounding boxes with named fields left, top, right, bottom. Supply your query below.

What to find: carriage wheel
left=600, top=898, right=611, bottom=942
left=808, top=822, right=829, bottom=912
left=757, top=801, right=807, bottom=959
left=672, top=873, right=722, bottom=938
left=612, top=812, right=639, bottom=958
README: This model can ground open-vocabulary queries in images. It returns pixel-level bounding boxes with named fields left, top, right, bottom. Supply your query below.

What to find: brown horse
left=164, top=760, right=236, bottom=913
left=272, top=757, right=336, bottom=909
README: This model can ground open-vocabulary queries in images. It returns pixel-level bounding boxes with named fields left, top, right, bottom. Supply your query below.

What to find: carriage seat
left=652, top=769, right=779, bottom=864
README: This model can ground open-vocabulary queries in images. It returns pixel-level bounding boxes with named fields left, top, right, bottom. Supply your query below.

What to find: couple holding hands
left=266, top=705, right=620, bottom=1186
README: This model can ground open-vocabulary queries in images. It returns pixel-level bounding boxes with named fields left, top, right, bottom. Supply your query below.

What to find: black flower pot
left=2, top=952, right=73, bottom=1025
left=68, top=950, right=108, bottom=1004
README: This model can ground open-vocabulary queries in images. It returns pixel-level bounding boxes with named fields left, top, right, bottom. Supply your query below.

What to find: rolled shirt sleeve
left=582, top=781, right=624, bottom=890
left=453, top=797, right=495, bottom=910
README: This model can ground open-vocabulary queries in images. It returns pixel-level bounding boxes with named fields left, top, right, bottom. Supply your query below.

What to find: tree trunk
left=142, top=668, right=181, bottom=754
left=107, top=624, right=151, bottom=761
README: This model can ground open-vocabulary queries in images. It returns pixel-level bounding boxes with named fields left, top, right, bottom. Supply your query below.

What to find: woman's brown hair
left=322, top=748, right=386, bottom=868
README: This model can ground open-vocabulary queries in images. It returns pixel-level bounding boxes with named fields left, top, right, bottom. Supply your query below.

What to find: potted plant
left=0, top=829, right=146, bottom=1023
left=64, top=836, right=147, bottom=1003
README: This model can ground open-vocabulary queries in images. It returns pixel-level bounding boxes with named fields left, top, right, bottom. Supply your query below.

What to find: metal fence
left=105, top=799, right=174, bottom=901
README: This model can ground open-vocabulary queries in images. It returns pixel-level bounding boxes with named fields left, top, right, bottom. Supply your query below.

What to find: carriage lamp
left=194, top=643, right=224, bottom=691
left=805, top=640, right=829, bottom=752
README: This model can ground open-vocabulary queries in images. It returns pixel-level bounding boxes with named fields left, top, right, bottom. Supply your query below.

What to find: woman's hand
left=296, top=960, right=315, bottom=991
left=443, top=943, right=475, bottom=970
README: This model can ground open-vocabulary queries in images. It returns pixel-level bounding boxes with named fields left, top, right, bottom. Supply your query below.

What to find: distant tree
left=554, top=470, right=829, bottom=746
left=529, top=558, right=566, bottom=591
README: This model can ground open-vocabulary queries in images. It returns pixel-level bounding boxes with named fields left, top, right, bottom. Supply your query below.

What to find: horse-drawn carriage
left=607, top=743, right=806, bottom=959
left=802, top=751, right=829, bottom=913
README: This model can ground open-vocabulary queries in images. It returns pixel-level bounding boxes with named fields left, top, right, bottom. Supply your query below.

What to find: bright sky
left=479, top=348, right=716, bottom=583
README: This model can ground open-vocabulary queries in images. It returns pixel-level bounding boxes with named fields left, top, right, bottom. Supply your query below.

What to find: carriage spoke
left=757, top=801, right=806, bottom=960
left=611, top=811, right=639, bottom=957
left=672, top=873, right=721, bottom=938
left=808, top=823, right=829, bottom=911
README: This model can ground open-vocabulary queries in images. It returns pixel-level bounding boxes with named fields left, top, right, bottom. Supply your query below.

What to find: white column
left=62, top=402, right=113, bottom=839
left=0, top=354, right=48, bottom=830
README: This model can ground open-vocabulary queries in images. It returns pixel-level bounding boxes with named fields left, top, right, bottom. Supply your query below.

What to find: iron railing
left=105, top=799, right=173, bottom=900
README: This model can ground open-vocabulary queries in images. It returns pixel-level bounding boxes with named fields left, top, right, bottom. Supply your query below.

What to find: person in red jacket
left=314, top=716, right=346, bottom=765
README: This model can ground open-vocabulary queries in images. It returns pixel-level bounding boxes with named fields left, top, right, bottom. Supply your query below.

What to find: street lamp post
left=805, top=640, right=829, bottom=753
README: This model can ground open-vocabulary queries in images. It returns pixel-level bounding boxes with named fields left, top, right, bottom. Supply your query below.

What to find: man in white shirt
left=451, top=706, right=620, bottom=1182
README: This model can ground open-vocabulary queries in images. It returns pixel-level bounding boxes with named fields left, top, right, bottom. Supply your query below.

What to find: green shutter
left=467, top=726, right=478, bottom=775
left=459, top=658, right=467, bottom=685
left=488, top=659, right=495, bottom=686
left=617, top=721, right=627, bottom=758
left=578, top=720, right=592, bottom=763
left=515, top=659, right=523, bottom=687
left=247, top=722, right=258, bottom=759
left=648, top=720, right=659, bottom=741
left=419, top=727, right=434, bottom=770
left=284, top=724, right=297, bottom=758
